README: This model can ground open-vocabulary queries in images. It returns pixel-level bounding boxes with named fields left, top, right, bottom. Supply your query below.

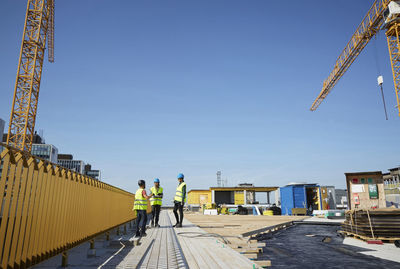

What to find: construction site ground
left=185, top=212, right=400, bottom=268
left=31, top=211, right=260, bottom=269
left=184, top=212, right=306, bottom=236
left=257, top=223, right=400, bottom=268
left=30, top=211, right=400, bottom=268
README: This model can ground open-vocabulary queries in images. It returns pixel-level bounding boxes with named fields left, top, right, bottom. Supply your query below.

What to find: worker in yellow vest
left=150, top=178, right=163, bottom=227
left=133, top=180, right=153, bottom=237
left=173, top=173, right=186, bottom=228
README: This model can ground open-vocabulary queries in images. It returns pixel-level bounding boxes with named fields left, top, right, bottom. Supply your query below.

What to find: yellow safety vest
left=134, top=188, right=147, bottom=210
left=150, top=186, right=163, bottom=206
left=174, top=182, right=187, bottom=203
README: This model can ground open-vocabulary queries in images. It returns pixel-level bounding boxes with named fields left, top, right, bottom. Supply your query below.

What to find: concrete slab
left=343, top=237, right=400, bottom=263
left=302, top=216, right=345, bottom=223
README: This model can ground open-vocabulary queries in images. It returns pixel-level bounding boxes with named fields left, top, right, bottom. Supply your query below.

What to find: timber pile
left=341, top=208, right=400, bottom=240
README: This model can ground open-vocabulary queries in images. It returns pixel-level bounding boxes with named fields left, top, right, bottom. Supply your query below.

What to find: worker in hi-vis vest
left=150, top=178, right=163, bottom=227
left=173, top=173, right=186, bottom=228
left=133, top=180, right=153, bottom=237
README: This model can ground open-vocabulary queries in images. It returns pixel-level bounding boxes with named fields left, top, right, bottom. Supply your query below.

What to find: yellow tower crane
left=7, top=0, right=55, bottom=152
left=310, top=0, right=400, bottom=117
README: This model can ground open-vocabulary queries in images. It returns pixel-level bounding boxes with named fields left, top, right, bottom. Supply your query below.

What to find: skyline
left=1, top=0, right=400, bottom=203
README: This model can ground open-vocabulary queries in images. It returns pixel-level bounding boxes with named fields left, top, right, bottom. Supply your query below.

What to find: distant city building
left=58, top=154, right=73, bottom=160
left=85, top=169, right=101, bottom=180
left=31, top=144, right=58, bottom=163
left=58, top=155, right=101, bottom=179
left=84, top=164, right=101, bottom=180
left=383, top=167, right=400, bottom=207
left=0, top=118, right=5, bottom=152
left=58, top=155, right=85, bottom=174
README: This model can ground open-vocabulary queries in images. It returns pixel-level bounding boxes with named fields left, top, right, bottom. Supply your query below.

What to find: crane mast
left=386, top=21, right=400, bottom=113
left=7, top=0, right=54, bottom=152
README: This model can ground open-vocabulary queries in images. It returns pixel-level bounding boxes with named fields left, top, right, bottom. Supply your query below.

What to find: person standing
left=150, top=178, right=163, bottom=227
left=133, top=180, right=153, bottom=237
left=173, top=173, right=186, bottom=228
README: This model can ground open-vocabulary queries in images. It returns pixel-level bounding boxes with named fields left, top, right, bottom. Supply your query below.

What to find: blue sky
left=1, top=0, right=399, bottom=203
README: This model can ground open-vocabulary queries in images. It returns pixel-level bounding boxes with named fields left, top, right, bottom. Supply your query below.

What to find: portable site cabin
left=187, top=189, right=212, bottom=206
left=280, top=183, right=329, bottom=215
left=345, top=171, right=386, bottom=210
left=187, top=186, right=278, bottom=206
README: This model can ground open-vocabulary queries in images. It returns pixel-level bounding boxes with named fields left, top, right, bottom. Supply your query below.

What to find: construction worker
left=133, top=180, right=153, bottom=237
left=173, top=173, right=186, bottom=228
left=150, top=178, right=163, bottom=227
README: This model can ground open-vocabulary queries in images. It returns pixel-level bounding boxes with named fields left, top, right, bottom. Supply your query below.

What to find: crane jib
left=310, top=0, right=391, bottom=112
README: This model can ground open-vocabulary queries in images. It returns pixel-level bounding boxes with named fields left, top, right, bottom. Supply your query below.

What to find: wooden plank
left=172, top=212, right=260, bottom=269
left=239, top=249, right=259, bottom=254
left=254, top=260, right=272, bottom=267
left=243, top=253, right=257, bottom=259
left=170, top=211, right=227, bottom=268
left=176, top=230, right=201, bottom=269
left=241, top=221, right=294, bottom=237
left=174, top=221, right=210, bottom=268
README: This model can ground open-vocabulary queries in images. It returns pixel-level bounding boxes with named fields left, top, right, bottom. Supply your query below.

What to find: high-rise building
left=57, top=156, right=101, bottom=179
left=84, top=164, right=101, bottom=180
left=58, top=154, right=85, bottom=174
left=31, top=144, right=59, bottom=163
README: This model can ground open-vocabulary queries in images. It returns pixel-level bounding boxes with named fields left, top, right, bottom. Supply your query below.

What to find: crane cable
left=373, top=34, right=388, bottom=120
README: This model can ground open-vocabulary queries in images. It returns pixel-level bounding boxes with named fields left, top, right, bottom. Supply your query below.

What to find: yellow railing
left=0, top=143, right=138, bottom=268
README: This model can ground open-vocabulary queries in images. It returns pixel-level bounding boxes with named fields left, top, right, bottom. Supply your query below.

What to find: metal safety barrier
left=0, top=143, right=139, bottom=268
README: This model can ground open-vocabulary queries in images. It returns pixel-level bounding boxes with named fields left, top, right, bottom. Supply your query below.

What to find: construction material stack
left=341, top=209, right=400, bottom=241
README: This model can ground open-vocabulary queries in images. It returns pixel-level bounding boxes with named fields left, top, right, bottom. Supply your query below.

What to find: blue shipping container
left=280, top=185, right=308, bottom=215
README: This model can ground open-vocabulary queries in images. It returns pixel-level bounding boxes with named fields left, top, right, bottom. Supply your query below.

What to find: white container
left=204, top=209, right=218, bottom=215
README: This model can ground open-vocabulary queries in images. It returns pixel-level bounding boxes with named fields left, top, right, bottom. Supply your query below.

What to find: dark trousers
left=151, top=205, right=161, bottom=225
left=135, top=210, right=147, bottom=236
left=173, top=201, right=184, bottom=224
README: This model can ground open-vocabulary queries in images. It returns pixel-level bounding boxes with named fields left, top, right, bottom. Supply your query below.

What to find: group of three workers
left=133, top=173, right=186, bottom=237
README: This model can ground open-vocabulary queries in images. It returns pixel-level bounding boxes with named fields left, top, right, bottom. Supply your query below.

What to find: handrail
left=0, top=142, right=141, bottom=268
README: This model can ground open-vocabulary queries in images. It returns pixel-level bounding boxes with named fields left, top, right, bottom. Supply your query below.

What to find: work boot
left=173, top=223, right=179, bottom=227
left=176, top=223, right=182, bottom=228
left=155, top=223, right=160, bottom=228
left=141, top=232, right=147, bottom=237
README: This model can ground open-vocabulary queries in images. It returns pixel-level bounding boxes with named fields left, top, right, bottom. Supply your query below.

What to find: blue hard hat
left=154, top=178, right=160, bottom=183
left=177, top=173, right=184, bottom=179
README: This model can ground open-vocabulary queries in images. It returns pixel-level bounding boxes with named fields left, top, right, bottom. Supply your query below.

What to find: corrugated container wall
left=280, top=185, right=307, bottom=215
